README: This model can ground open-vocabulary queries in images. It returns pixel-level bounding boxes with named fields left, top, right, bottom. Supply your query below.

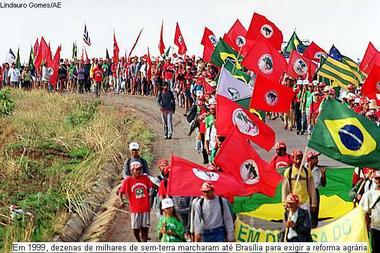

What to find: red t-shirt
left=270, top=154, right=293, bottom=170
left=162, top=63, right=174, bottom=80
left=158, top=179, right=168, bottom=198
left=119, top=175, right=152, bottom=213
left=93, top=67, right=103, bottom=83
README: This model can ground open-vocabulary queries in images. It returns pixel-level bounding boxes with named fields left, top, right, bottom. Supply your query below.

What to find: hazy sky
left=1, top=0, right=379, bottom=63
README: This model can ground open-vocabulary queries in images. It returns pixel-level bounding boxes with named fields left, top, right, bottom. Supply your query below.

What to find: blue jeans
left=201, top=226, right=225, bottom=242
left=161, top=110, right=173, bottom=137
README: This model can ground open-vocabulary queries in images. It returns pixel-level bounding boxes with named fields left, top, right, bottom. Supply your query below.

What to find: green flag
left=28, top=46, right=34, bottom=69
left=72, top=42, right=77, bottom=60
left=308, top=98, right=380, bottom=169
left=15, top=48, right=21, bottom=69
left=283, top=31, right=306, bottom=57
left=211, top=38, right=243, bottom=69
left=233, top=167, right=354, bottom=221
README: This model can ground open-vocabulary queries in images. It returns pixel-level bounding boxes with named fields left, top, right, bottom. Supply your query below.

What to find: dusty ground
left=79, top=93, right=344, bottom=242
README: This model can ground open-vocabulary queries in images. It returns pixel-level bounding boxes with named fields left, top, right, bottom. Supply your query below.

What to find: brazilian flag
left=283, top=31, right=306, bottom=58
left=224, top=60, right=251, bottom=84
left=309, top=98, right=380, bottom=169
left=211, top=38, right=243, bottom=70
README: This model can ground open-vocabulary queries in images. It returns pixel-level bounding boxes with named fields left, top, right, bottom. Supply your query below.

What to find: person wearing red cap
left=282, top=193, right=312, bottom=242
left=270, top=141, right=293, bottom=173
left=305, top=151, right=326, bottom=228
left=119, top=161, right=153, bottom=242
left=360, top=171, right=380, bottom=253
left=191, top=182, right=234, bottom=242
left=282, top=149, right=317, bottom=214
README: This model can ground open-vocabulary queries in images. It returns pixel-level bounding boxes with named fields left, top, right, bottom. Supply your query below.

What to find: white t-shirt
left=7, top=68, right=20, bottom=82
left=360, top=189, right=380, bottom=230
left=205, top=124, right=217, bottom=150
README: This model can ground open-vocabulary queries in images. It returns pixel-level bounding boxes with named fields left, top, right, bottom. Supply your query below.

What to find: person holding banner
left=360, top=170, right=380, bottom=253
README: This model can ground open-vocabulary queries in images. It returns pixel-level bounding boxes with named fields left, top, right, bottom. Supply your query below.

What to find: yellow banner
left=235, top=207, right=369, bottom=250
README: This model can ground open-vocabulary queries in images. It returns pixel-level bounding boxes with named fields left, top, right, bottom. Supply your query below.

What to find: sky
left=1, top=0, right=379, bottom=63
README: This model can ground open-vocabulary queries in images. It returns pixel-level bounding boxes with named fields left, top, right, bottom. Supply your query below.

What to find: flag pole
left=231, top=45, right=243, bottom=74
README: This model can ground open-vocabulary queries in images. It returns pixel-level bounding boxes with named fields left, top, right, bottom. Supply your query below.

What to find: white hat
left=130, top=161, right=142, bottom=170
left=161, top=198, right=174, bottom=209
left=129, top=142, right=140, bottom=151
left=312, top=80, right=319, bottom=86
left=302, top=80, right=309, bottom=85
left=208, top=97, right=216, bottom=105
left=296, top=80, right=303, bottom=85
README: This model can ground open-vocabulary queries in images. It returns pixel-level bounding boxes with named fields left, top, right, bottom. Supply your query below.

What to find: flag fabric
left=113, top=33, right=119, bottom=64
left=242, top=40, right=287, bottom=82
left=15, top=48, right=21, bottom=69
left=158, top=20, right=166, bottom=55
left=360, top=42, right=379, bottom=74
left=146, top=47, right=152, bottom=81
left=105, top=49, right=110, bottom=60
left=329, top=45, right=343, bottom=61
left=223, top=19, right=254, bottom=58
left=174, top=22, right=187, bottom=55
left=224, top=60, right=251, bottom=84
left=33, top=38, right=39, bottom=56
left=317, top=56, right=362, bottom=88
left=246, top=12, right=283, bottom=50
left=308, top=98, right=380, bottom=169
left=214, top=128, right=282, bottom=197
left=46, top=46, right=61, bottom=88
left=72, top=42, right=77, bottom=60
left=283, top=31, right=306, bottom=57
left=211, top=38, right=243, bottom=69
left=28, top=46, right=34, bottom=69
left=287, top=50, right=311, bottom=79
left=128, top=28, right=144, bottom=57
left=303, top=41, right=327, bottom=62
left=167, top=155, right=247, bottom=198
left=233, top=167, right=355, bottom=221
left=83, top=24, right=91, bottom=46
left=362, top=65, right=380, bottom=104
left=250, top=74, right=294, bottom=113
left=216, top=95, right=275, bottom=151
left=216, top=67, right=253, bottom=101
left=201, top=26, right=218, bottom=62
left=5, top=49, right=16, bottom=64
left=343, top=56, right=366, bottom=83
left=34, top=37, right=51, bottom=69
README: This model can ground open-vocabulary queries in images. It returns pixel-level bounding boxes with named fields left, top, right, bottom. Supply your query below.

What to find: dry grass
left=0, top=89, right=153, bottom=251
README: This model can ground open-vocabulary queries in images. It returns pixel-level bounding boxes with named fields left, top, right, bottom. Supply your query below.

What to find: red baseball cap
left=292, top=149, right=303, bottom=158
left=275, top=141, right=286, bottom=150
left=307, top=151, right=321, bottom=161
left=286, top=193, right=300, bottom=204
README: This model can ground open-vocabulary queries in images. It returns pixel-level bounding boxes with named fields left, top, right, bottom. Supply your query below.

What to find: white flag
left=216, top=67, right=253, bottom=101
left=5, top=48, right=15, bottom=64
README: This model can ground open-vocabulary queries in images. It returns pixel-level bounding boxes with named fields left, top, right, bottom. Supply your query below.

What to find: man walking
left=157, top=81, right=175, bottom=139
left=192, top=182, right=234, bottom=242
left=123, top=142, right=150, bottom=178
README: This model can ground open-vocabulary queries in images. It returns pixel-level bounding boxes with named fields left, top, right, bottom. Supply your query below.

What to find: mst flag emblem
left=240, top=160, right=260, bottom=185
left=265, top=90, right=279, bottom=106
left=232, top=108, right=259, bottom=136
left=236, top=35, right=246, bottom=47
left=209, top=35, right=218, bottom=46
left=293, top=58, right=308, bottom=75
left=258, top=54, right=273, bottom=74
left=192, top=168, right=220, bottom=181
left=227, top=87, right=240, bottom=101
left=314, top=51, right=327, bottom=60
left=324, top=118, right=376, bottom=156
left=261, top=24, right=273, bottom=38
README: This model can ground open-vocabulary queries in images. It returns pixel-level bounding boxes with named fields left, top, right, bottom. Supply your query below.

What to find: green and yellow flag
left=317, top=56, right=364, bottom=89
left=224, top=60, right=251, bottom=84
left=211, top=38, right=243, bottom=70
left=308, top=98, right=380, bottom=169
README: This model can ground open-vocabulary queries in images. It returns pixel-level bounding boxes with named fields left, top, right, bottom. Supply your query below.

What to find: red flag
left=158, top=20, right=166, bottom=55
left=246, top=12, right=283, bottom=50
left=33, top=38, right=39, bottom=56
left=128, top=28, right=144, bottom=57
left=242, top=40, right=287, bottom=82
left=308, top=61, right=318, bottom=82
left=223, top=19, right=254, bottom=58
left=34, top=37, right=51, bottom=69
left=250, top=74, right=294, bottom=113
left=367, top=53, right=380, bottom=74
left=146, top=47, right=152, bottom=81
left=216, top=95, right=275, bottom=151
left=197, top=76, right=215, bottom=95
left=302, top=41, right=327, bottom=62
left=46, top=45, right=61, bottom=88
left=287, top=50, right=311, bottom=79
left=362, top=64, right=380, bottom=104
left=174, top=22, right=187, bottom=55
left=167, top=155, right=247, bottom=198
left=201, top=27, right=217, bottom=62
left=360, top=42, right=379, bottom=74
left=214, top=128, right=282, bottom=197
left=113, top=33, right=119, bottom=65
